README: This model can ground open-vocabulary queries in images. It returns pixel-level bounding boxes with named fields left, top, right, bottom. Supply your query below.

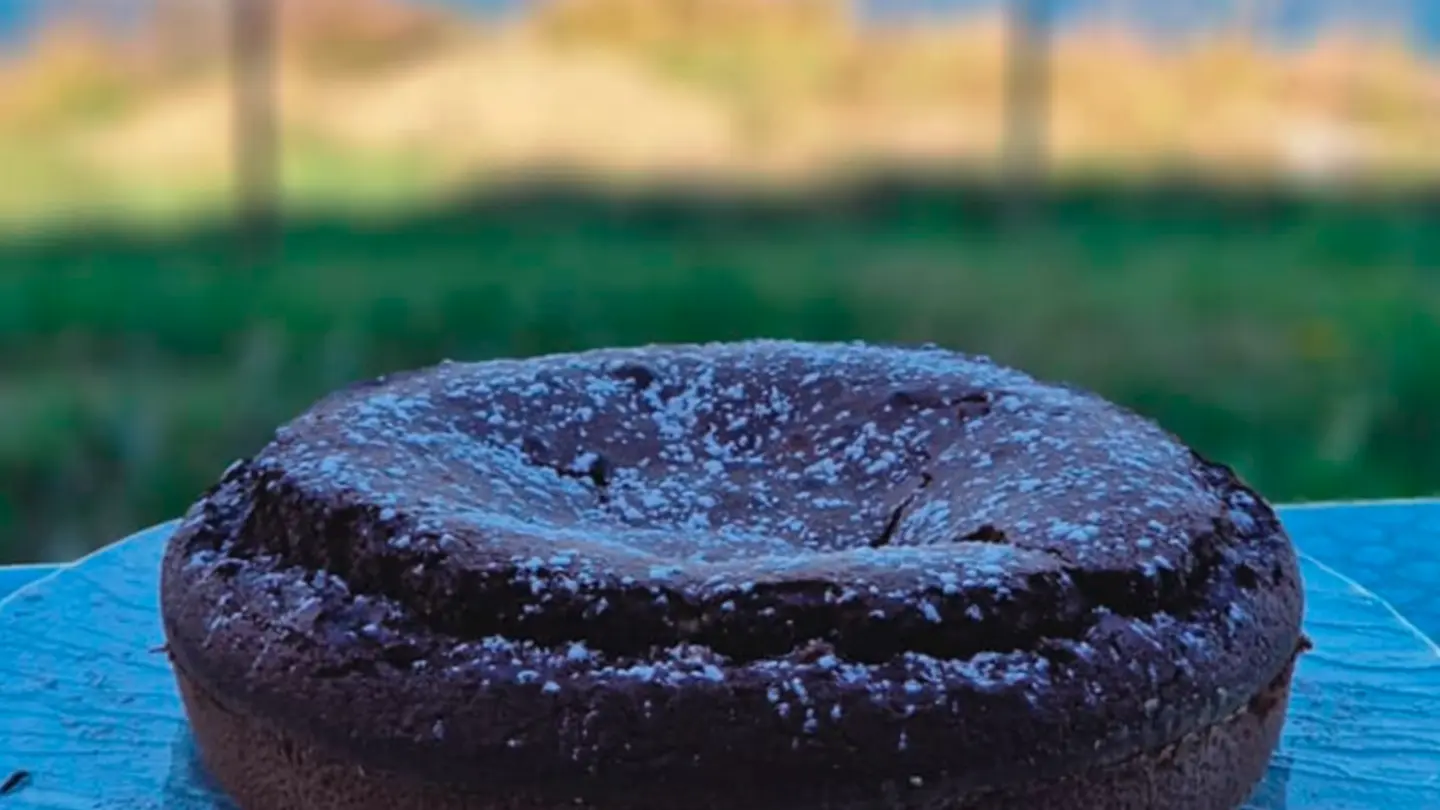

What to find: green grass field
left=2, top=176, right=1438, bottom=563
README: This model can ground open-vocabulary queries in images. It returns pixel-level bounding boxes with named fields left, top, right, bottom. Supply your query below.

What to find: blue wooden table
left=1, top=501, right=1438, bottom=809
left=0, top=565, right=53, bottom=603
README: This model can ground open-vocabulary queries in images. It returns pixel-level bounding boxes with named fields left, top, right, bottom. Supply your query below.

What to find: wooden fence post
left=1003, top=0, right=1051, bottom=224
left=230, top=0, right=280, bottom=267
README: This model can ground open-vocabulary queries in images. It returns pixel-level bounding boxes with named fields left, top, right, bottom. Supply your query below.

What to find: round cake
left=160, top=340, right=1305, bottom=810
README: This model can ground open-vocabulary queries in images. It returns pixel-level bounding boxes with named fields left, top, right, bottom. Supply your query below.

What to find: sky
left=1, top=0, right=1437, bottom=49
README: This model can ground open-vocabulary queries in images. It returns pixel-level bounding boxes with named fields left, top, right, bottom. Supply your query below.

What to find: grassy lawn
left=0, top=176, right=1437, bottom=562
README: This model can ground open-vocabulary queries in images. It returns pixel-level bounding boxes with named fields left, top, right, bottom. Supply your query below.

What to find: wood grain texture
left=1278, top=500, right=1440, bottom=641
left=0, top=506, right=1437, bottom=809
left=0, top=566, right=56, bottom=602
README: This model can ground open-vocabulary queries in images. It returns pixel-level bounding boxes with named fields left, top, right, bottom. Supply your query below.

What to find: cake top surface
left=255, top=339, right=1229, bottom=590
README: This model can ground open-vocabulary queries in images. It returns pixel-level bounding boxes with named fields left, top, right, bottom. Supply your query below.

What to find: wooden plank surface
left=0, top=565, right=59, bottom=602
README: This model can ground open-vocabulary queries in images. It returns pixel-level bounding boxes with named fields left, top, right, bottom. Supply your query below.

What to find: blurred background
left=0, top=0, right=1438, bottom=563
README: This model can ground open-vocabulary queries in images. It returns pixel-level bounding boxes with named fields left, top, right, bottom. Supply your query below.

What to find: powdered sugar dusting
left=262, top=340, right=1213, bottom=587
left=168, top=340, right=1299, bottom=778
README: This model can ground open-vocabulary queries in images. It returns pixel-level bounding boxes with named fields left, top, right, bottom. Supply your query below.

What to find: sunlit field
left=0, top=0, right=1437, bottom=561
left=1, top=0, right=1436, bottom=224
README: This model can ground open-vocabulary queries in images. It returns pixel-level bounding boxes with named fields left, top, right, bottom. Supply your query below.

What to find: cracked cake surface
left=160, top=340, right=1304, bottom=805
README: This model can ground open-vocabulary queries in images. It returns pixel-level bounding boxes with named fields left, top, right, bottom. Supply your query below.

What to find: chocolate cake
left=159, top=340, right=1305, bottom=810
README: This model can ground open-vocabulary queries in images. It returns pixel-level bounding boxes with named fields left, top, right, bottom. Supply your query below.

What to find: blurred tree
left=230, top=0, right=279, bottom=266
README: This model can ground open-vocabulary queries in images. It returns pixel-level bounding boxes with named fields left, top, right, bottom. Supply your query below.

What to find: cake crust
left=160, top=341, right=1304, bottom=806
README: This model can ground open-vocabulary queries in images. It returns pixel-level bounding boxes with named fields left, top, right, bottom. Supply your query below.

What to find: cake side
left=168, top=656, right=1296, bottom=810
